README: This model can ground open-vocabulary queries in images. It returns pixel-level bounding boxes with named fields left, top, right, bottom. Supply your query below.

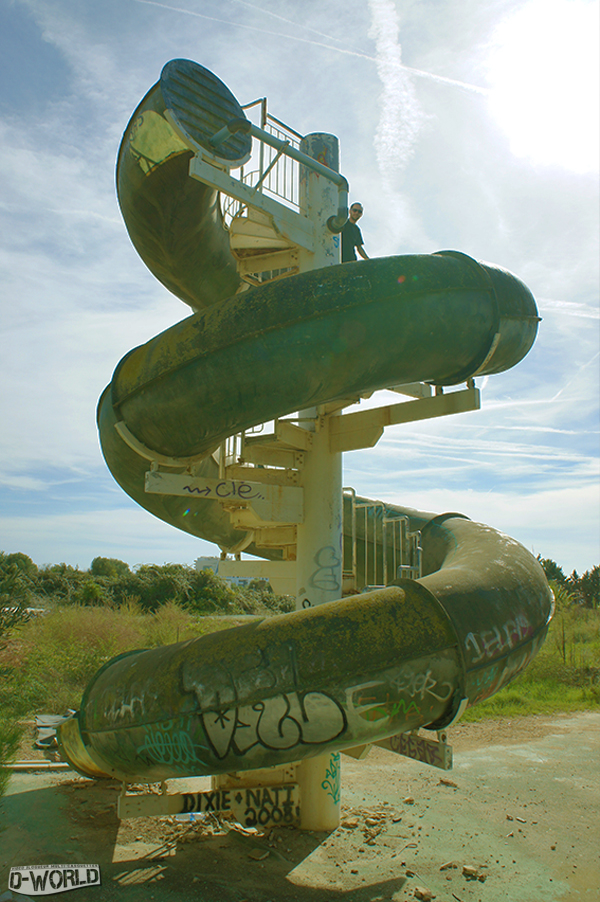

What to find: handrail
left=241, top=98, right=304, bottom=140
left=210, top=118, right=348, bottom=232
left=266, top=112, right=304, bottom=141
left=342, top=488, right=422, bottom=588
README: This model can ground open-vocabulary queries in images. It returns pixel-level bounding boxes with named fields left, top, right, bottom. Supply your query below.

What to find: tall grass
left=0, top=602, right=253, bottom=722
left=1, top=586, right=598, bottom=734
left=0, top=600, right=30, bottom=793
left=462, top=585, right=600, bottom=721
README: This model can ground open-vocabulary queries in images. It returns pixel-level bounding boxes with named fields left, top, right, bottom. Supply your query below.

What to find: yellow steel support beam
left=329, top=386, right=481, bottom=453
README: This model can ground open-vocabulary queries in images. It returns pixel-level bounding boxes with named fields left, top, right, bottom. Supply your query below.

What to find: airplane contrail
left=133, top=0, right=488, bottom=96
left=228, top=0, right=347, bottom=44
left=368, top=0, right=427, bottom=177
left=551, top=352, right=600, bottom=402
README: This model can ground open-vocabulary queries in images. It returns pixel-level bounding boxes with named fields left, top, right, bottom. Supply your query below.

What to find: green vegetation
left=0, top=601, right=251, bottom=722
left=0, top=552, right=292, bottom=793
left=27, top=556, right=291, bottom=615
left=0, top=557, right=33, bottom=797
left=537, top=556, right=599, bottom=609
left=462, top=580, right=600, bottom=721
left=0, top=551, right=598, bottom=791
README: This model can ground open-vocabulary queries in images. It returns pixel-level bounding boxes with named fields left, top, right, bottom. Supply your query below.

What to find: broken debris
left=248, top=849, right=270, bottom=861
left=414, top=887, right=435, bottom=901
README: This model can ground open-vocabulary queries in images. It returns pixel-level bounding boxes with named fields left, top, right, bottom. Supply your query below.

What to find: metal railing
left=342, top=488, right=422, bottom=591
left=244, top=99, right=303, bottom=211
left=384, top=515, right=422, bottom=583
left=220, top=98, right=303, bottom=227
left=217, top=425, right=269, bottom=476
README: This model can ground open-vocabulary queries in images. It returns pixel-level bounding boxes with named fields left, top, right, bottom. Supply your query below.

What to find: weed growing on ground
left=462, top=586, right=600, bottom=721
left=0, top=603, right=259, bottom=721
left=1, top=581, right=598, bottom=730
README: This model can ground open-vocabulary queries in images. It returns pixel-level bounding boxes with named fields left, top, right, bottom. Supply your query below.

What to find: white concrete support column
left=294, top=409, right=343, bottom=610
left=296, top=751, right=341, bottom=832
left=296, top=132, right=343, bottom=612
left=298, top=132, right=342, bottom=271
left=295, top=133, right=343, bottom=831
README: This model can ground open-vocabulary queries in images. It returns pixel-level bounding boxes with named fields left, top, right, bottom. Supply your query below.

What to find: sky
left=0, top=0, right=598, bottom=575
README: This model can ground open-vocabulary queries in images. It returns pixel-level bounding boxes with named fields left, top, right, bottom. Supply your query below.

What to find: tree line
left=0, top=551, right=292, bottom=624
left=1, top=552, right=598, bottom=627
left=537, top=557, right=599, bottom=609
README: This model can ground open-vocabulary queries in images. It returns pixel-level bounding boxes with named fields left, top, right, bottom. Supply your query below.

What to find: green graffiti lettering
left=321, top=751, right=341, bottom=804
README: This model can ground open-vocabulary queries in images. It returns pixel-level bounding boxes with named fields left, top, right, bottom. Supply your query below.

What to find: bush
left=3, top=552, right=295, bottom=616
left=0, top=559, right=32, bottom=797
left=90, top=556, right=131, bottom=579
left=0, top=553, right=36, bottom=611
left=35, top=563, right=87, bottom=603
left=1, top=552, right=38, bottom=579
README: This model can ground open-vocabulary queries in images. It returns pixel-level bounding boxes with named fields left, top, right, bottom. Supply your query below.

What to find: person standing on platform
left=341, top=202, right=369, bottom=263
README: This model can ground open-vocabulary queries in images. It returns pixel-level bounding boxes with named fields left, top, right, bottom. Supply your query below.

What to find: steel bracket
left=376, top=729, right=453, bottom=770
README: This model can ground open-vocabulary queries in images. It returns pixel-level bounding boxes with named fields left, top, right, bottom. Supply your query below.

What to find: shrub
left=90, top=557, right=131, bottom=579
left=0, top=554, right=35, bottom=611
left=35, top=563, right=87, bottom=602
left=0, top=605, right=148, bottom=716
left=0, top=563, right=31, bottom=798
left=1, top=552, right=38, bottom=579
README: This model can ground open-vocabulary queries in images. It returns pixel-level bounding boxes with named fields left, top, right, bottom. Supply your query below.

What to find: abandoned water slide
left=58, top=61, right=554, bottom=800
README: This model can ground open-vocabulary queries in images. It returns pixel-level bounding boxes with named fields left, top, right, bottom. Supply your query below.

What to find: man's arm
left=356, top=244, right=369, bottom=260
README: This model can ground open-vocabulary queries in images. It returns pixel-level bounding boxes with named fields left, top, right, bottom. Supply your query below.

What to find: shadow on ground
left=1, top=776, right=406, bottom=901
left=3, top=712, right=600, bottom=902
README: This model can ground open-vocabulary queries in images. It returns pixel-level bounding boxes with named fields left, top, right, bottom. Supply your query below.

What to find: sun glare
left=486, top=0, right=599, bottom=173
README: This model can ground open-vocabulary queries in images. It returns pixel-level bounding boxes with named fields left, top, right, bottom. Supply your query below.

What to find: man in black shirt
left=341, top=202, right=369, bottom=263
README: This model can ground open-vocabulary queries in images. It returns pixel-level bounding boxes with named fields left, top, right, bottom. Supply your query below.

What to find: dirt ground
left=1, top=711, right=599, bottom=902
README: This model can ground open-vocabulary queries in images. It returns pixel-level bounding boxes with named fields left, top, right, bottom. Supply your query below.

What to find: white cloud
left=538, top=298, right=600, bottom=321
left=368, top=0, right=427, bottom=179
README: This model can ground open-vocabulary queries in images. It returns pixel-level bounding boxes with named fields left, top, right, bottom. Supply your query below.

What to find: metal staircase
left=220, top=99, right=304, bottom=288
left=228, top=208, right=299, bottom=287
left=211, top=427, right=424, bottom=595
left=342, top=488, right=422, bottom=593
